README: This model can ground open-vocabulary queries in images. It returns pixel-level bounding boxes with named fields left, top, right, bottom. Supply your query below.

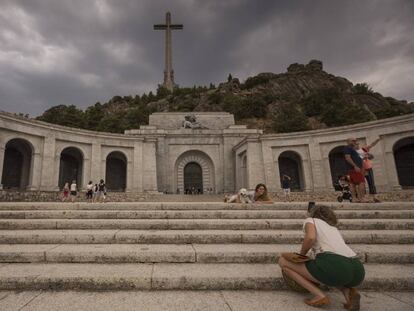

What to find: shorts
left=70, top=191, right=77, bottom=196
left=348, top=170, right=365, bottom=185
left=306, top=253, right=365, bottom=287
left=283, top=188, right=291, bottom=194
left=63, top=191, right=69, bottom=198
left=86, top=190, right=93, bottom=199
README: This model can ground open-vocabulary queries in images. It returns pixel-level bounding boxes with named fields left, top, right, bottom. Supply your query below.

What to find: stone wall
left=1, top=190, right=414, bottom=203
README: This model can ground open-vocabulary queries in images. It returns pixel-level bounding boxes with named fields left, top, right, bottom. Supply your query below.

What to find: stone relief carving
left=182, top=114, right=208, bottom=129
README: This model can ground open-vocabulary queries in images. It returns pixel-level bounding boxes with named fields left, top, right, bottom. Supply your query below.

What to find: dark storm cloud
left=0, top=0, right=413, bottom=116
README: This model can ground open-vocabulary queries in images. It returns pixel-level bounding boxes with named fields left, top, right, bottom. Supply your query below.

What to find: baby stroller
left=334, top=175, right=353, bottom=203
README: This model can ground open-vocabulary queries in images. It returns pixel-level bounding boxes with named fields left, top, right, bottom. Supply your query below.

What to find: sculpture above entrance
left=148, top=112, right=234, bottom=130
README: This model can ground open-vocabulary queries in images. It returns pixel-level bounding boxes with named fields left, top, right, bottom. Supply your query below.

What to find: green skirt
left=305, top=253, right=365, bottom=287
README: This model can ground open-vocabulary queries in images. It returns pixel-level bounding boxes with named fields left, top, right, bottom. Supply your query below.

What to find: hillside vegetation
left=36, top=60, right=414, bottom=133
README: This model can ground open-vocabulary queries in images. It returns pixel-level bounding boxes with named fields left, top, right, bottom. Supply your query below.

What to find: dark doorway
left=394, top=137, right=414, bottom=188
left=59, top=147, right=83, bottom=189
left=278, top=151, right=303, bottom=191
left=1, top=138, right=33, bottom=189
left=184, top=162, right=203, bottom=193
left=329, top=146, right=347, bottom=186
left=106, top=151, right=127, bottom=191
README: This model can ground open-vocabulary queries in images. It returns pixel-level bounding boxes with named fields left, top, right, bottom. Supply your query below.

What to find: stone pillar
left=0, top=143, right=4, bottom=190
left=383, top=138, right=402, bottom=191
left=83, top=156, right=91, bottom=190
left=90, top=143, right=102, bottom=183
left=40, top=135, right=57, bottom=191
left=142, top=138, right=158, bottom=192
left=126, top=159, right=133, bottom=192
left=308, top=140, right=329, bottom=191
left=246, top=138, right=265, bottom=190
left=53, top=153, right=61, bottom=191
left=365, top=135, right=389, bottom=192
left=301, top=158, right=313, bottom=192
left=261, top=143, right=278, bottom=193
left=27, top=151, right=42, bottom=190
left=132, top=141, right=143, bottom=192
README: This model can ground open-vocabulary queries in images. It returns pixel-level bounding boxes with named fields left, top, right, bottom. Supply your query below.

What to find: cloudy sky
left=0, top=0, right=413, bottom=116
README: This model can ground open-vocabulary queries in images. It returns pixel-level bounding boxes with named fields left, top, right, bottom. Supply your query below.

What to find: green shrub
left=271, top=106, right=310, bottom=133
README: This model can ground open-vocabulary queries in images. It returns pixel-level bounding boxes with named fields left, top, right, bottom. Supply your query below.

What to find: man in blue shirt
left=344, top=138, right=366, bottom=202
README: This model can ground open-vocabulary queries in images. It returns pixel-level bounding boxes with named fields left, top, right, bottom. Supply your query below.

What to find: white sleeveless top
left=303, top=218, right=356, bottom=258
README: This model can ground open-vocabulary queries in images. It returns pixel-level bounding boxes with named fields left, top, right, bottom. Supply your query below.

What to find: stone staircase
left=0, top=202, right=413, bottom=291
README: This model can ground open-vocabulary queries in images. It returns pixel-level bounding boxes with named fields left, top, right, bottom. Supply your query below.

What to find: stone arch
left=1, top=138, right=34, bottom=189
left=328, top=145, right=347, bottom=187
left=278, top=151, right=304, bottom=191
left=175, top=150, right=215, bottom=194
left=58, top=147, right=84, bottom=189
left=105, top=151, right=127, bottom=191
left=393, top=137, right=414, bottom=188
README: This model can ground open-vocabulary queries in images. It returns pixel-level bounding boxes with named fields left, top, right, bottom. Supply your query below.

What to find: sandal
left=304, top=296, right=330, bottom=308
left=343, top=288, right=361, bottom=311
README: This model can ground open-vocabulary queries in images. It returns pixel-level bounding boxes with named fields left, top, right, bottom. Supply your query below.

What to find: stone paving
left=0, top=290, right=413, bottom=311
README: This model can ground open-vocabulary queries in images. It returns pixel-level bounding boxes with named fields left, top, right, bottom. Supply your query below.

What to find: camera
left=307, top=201, right=316, bottom=213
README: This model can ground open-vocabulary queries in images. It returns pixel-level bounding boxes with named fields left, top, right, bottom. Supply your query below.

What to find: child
left=70, top=180, right=77, bottom=203
left=61, top=182, right=69, bottom=202
left=92, top=183, right=98, bottom=203
left=97, top=179, right=106, bottom=203
left=282, top=175, right=291, bottom=202
left=86, top=181, right=94, bottom=203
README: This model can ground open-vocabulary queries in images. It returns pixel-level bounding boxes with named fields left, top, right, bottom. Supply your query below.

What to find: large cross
left=154, top=12, right=183, bottom=91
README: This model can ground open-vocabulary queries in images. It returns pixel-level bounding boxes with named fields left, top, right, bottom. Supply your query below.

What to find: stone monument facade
left=0, top=111, right=413, bottom=193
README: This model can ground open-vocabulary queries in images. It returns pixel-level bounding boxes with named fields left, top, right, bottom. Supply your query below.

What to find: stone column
left=382, top=137, right=402, bottom=191
left=301, top=158, right=313, bottom=192
left=53, top=153, right=61, bottom=191
left=40, top=135, right=57, bottom=191
left=27, top=150, right=42, bottom=190
left=308, top=140, right=329, bottom=191
left=83, top=155, right=91, bottom=190
left=246, top=138, right=265, bottom=190
left=142, top=138, right=158, bottom=192
left=90, top=143, right=102, bottom=183
left=0, top=143, right=5, bottom=190
left=126, top=159, right=133, bottom=192
left=261, top=142, right=278, bottom=193
left=132, top=141, right=143, bottom=192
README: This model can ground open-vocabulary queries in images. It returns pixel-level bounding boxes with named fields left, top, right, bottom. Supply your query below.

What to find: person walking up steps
left=282, top=175, right=292, bottom=202
left=70, top=180, right=77, bottom=203
left=61, top=182, right=70, bottom=202
left=97, top=179, right=107, bottom=203
left=86, top=181, right=94, bottom=203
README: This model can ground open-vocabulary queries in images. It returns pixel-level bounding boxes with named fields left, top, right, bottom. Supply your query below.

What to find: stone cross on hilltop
left=154, top=12, right=183, bottom=91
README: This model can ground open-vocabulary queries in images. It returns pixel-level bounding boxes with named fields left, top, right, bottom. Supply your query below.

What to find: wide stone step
left=1, top=209, right=412, bottom=219
left=0, top=218, right=413, bottom=230
left=0, top=230, right=412, bottom=244
left=0, top=244, right=413, bottom=264
left=0, top=263, right=412, bottom=290
left=1, top=202, right=413, bottom=211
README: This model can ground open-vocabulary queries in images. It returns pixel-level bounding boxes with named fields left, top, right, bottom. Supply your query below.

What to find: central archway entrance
left=184, top=162, right=203, bottom=193
left=175, top=150, right=215, bottom=194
